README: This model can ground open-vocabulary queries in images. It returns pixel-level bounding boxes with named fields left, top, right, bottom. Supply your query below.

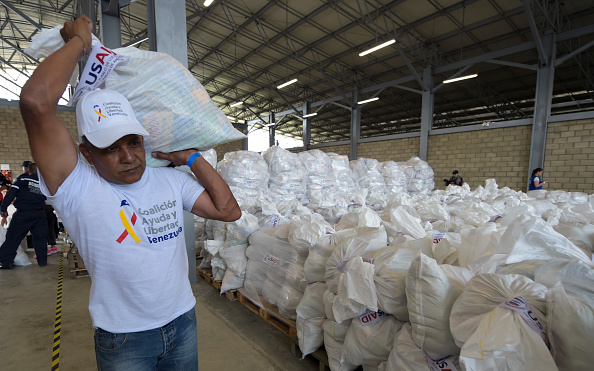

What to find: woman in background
left=529, top=168, right=548, bottom=190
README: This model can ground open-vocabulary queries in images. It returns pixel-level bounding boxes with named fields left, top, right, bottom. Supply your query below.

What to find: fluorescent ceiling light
left=226, top=116, right=236, bottom=121
left=263, top=122, right=275, bottom=127
left=127, top=37, right=148, bottom=48
left=357, top=97, right=379, bottom=105
left=443, top=74, right=478, bottom=84
left=302, top=112, right=318, bottom=118
left=204, top=0, right=214, bottom=6
left=277, top=78, right=298, bottom=89
left=359, top=39, right=396, bottom=57
left=230, top=101, right=243, bottom=107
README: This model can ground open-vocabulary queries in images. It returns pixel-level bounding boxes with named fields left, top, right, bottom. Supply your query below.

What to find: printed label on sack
left=359, top=310, right=387, bottom=326
left=499, top=296, right=548, bottom=345
left=433, top=233, right=445, bottom=244
left=70, top=42, right=129, bottom=105
left=263, top=253, right=280, bottom=267
left=268, top=214, right=281, bottom=228
left=427, top=356, right=458, bottom=371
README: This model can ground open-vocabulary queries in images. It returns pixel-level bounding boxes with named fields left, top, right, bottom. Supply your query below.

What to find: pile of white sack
left=232, top=177, right=594, bottom=371
left=262, top=146, right=307, bottom=202
left=217, top=150, right=270, bottom=211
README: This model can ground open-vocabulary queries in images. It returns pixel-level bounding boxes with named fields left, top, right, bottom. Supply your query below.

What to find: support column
left=420, top=66, right=434, bottom=161
left=78, top=0, right=96, bottom=34
left=147, top=0, right=188, bottom=68
left=350, top=89, right=360, bottom=160
left=100, top=0, right=122, bottom=48
left=146, top=0, right=193, bottom=282
left=528, top=33, right=556, bottom=189
left=303, top=102, right=311, bottom=151
left=240, top=123, right=248, bottom=150
left=269, top=113, right=276, bottom=148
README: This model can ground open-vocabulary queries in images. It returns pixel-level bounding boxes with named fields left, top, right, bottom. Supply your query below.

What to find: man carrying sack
left=19, top=14, right=240, bottom=370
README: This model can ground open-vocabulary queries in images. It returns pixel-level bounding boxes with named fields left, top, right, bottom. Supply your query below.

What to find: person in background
left=0, top=163, right=49, bottom=268
left=444, top=170, right=463, bottom=186
left=529, top=168, right=548, bottom=190
left=45, top=203, right=58, bottom=255
left=17, top=160, right=32, bottom=180
left=19, top=14, right=240, bottom=370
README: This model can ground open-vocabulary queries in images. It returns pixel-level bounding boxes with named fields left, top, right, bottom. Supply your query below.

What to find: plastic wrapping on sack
left=402, top=156, right=435, bottom=195
left=533, top=259, right=594, bottom=301
left=262, top=146, right=307, bottom=201
left=432, top=233, right=461, bottom=265
left=304, top=228, right=362, bottom=282
left=546, top=285, right=594, bottom=371
left=381, top=161, right=408, bottom=194
left=296, top=282, right=328, bottom=319
left=323, top=319, right=357, bottom=371
left=350, top=158, right=388, bottom=210
left=102, top=47, right=245, bottom=167
left=341, top=311, right=404, bottom=368
left=288, top=213, right=334, bottom=254
left=382, top=206, right=427, bottom=241
left=217, top=151, right=270, bottom=208
left=297, top=316, right=325, bottom=358
left=406, top=254, right=474, bottom=360
left=325, top=228, right=388, bottom=293
left=328, top=153, right=356, bottom=194
left=336, top=257, right=378, bottom=316
left=373, top=244, right=420, bottom=321
left=449, top=273, right=555, bottom=371
left=379, top=323, right=461, bottom=371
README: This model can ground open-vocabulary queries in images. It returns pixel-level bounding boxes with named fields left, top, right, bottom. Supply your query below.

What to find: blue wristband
left=186, top=152, right=202, bottom=167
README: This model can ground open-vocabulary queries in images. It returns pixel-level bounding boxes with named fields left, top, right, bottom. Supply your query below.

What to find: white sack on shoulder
left=105, top=48, right=245, bottom=167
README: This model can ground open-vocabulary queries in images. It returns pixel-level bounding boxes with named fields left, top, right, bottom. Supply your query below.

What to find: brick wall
left=358, top=138, right=420, bottom=163
left=0, top=104, right=77, bottom=179
left=427, top=126, right=533, bottom=191
left=213, top=140, right=244, bottom=163
left=545, top=119, right=594, bottom=193
left=2, top=102, right=593, bottom=193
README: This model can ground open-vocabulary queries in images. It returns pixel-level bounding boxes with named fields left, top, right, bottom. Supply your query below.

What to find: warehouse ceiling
left=1, top=0, right=593, bottom=145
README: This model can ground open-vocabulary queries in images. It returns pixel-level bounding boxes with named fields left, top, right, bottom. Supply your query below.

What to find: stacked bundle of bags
left=381, top=161, right=408, bottom=194
left=402, top=156, right=435, bottom=195
left=263, top=146, right=307, bottom=202
left=350, top=158, right=388, bottom=210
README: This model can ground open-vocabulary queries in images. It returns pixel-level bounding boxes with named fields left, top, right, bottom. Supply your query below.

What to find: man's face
left=80, top=134, right=146, bottom=185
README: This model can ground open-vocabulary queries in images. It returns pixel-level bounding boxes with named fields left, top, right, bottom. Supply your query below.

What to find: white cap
left=76, top=89, right=149, bottom=148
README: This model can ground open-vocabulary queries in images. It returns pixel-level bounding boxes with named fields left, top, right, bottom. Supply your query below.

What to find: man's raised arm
left=19, top=15, right=93, bottom=195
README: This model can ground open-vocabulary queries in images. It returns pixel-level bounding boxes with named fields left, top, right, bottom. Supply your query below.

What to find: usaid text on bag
left=69, top=42, right=128, bottom=105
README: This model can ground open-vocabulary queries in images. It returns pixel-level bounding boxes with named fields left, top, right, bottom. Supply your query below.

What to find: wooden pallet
left=236, top=291, right=298, bottom=338
left=196, top=267, right=237, bottom=301
left=67, top=251, right=88, bottom=278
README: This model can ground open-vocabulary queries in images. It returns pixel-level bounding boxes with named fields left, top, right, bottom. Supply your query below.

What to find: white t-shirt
left=39, top=156, right=204, bottom=333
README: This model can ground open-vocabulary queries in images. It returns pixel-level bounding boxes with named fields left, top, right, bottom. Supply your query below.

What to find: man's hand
left=152, top=150, right=200, bottom=168
left=59, top=14, right=93, bottom=56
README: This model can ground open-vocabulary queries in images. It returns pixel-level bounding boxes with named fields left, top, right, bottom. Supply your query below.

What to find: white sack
left=105, top=47, right=245, bottom=167
left=406, top=254, right=474, bottom=360
left=341, top=311, right=403, bottom=367
left=380, top=323, right=460, bottom=371
left=336, top=257, right=377, bottom=315
left=382, top=206, right=426, bottom=240
left=296, top=282, right=328, bottom=319
left=297, top=316, right=325, bottom=359
left=546, top=285, right=594, bottom=371
left=323, top=319, right=357, bottom=371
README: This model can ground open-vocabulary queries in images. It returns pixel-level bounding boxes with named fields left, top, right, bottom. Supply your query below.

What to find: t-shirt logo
left=116, top=199, right=140, bottom=243
left=93, top=104, right=107, bottom=122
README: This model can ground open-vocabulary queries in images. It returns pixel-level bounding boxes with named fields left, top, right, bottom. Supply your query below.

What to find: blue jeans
left=94, top=307, right=198, bottom=371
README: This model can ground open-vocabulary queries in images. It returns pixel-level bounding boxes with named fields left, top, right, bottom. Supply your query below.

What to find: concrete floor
left=0, top=241, right=320, bottom=371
